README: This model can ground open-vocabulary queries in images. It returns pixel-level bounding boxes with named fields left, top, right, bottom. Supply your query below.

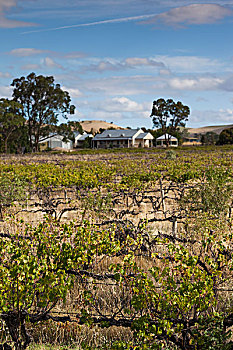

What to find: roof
left=38, top=133, right=73, bottom=143
left=77, top=133, right=93, bottom=141
left=136, top=132, right=154, bottom=140
left=73, top=131, right=81, bottom=137
left=93, top=129, right=142, bottom=140
left=156, top=133, right=178, bottom=141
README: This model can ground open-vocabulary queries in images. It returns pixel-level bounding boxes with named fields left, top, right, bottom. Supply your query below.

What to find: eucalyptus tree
left=11, top=72, right=75, bottom=151
left=150, top=98, right=190, bottom=146
left=0, top=98, right=25, bottom=153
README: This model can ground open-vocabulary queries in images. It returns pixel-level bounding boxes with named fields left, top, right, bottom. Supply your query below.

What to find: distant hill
left=188, top=124, right=233, bottom=136
left=80, top=120, right=123, bottom=133
left=79, top=120, right=233, bottom=136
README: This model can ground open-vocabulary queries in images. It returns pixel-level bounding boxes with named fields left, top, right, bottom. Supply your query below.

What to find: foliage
left=181, top=167, right=232, bottom=217
left=217, top=127, right=233, bottom=145
left=150, top=98, right=190, bottom=146
left=0, top=147, right=233, bottom=349
left=67, top=120, right=83, bottom=134
left=201, top=132, right=219, bottom=145
left=0, top=146, right=232, bottom=191
left=81, top=136, right=92, bottom=149
left=0, top=173, right=27, bottom=219
left=11, top=72, right=75, bottom=152
left=165, top=150, right=176, bottom=159
left=54, top=120, right=84, bottom=143
left=0, top=98, right=25, bottom=153
left=77, top=162, right=233, bottom=349
left=0, top=218, right=120, bottom=349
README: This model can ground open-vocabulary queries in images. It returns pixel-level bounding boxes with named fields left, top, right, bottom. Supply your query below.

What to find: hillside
left=80, top=120, right=233, bottom=136
left=188, top=124, right=233, bottom=135
left=80, top=120, right=123, bottom=133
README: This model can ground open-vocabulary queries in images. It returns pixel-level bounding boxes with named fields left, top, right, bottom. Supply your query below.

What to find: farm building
left=156, top=134, right=178, bottom=147
left=92, top=129, right=154, bottom=149
left=74, top=131, right=93, bottom=148
left=38, top=134, right=73, bottom=151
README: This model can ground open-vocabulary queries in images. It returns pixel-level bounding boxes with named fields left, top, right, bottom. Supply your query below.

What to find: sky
left=0, top=0, right=233, bottom=129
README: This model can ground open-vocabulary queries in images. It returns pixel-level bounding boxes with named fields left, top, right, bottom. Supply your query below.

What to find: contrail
left=22, top=13, right=157, bottom=34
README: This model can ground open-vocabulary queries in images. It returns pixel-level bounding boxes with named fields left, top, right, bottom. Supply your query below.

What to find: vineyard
left=0, top=146, right=233, bottom=350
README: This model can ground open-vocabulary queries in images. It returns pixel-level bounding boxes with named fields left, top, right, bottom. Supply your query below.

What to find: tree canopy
left=11, top=72, right=75, bottom=151
left=0, top=98, right=25, bottom=153
left=150, top=98, right=190, bottom=145
left=218, top=127, right=233, bottom=145
left=201, top=131, right=219, bottom=145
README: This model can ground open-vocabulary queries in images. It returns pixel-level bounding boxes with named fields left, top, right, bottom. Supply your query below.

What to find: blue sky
left=0, top=0, right=233, bottom=128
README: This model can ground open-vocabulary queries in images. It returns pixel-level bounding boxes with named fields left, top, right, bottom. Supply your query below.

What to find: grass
left=29, top=346, right=75, bottom=350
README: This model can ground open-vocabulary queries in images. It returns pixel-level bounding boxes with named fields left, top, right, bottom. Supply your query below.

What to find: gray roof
left=38, top=133, right=73, bottom=143
left=73, top=131, right=81, bottom=137
left=135, top=132, right=153, bottom=139
left=156, top=133, right=178, bottom=141
left=78, top=133, right=93, bottom=141
left=93, top=129, right=141, bottom=140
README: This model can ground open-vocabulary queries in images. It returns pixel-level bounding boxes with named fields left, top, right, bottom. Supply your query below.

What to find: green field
left=0, top=146, right=233, bottom=350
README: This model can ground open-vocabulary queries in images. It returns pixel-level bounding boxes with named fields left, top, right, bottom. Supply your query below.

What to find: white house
left=92, top=129, right=154, bottom=149
left=39, top=134, right=73, bottom=151
left=74, top=131, right=93, bottom=148
left=156, top=134, right=178, bottom=147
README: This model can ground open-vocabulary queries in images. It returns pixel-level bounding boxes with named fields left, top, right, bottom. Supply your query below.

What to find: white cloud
left=75, top=94, right=152, bottom=127
left=63, top=51, right=87, bottom=59
left=84, top=60, right=123, bottom=72
left=168, top=77, right=223, bottom=90
left=81, top=55, right=222, bottom=74
left=159, top=69, right=171, bottom=76
left=145, top=4, right=233, bottom=27
left=82, top=57, right=165, bottom=73
left=9, top=48, right=46, bottom=57
left=81, top=72, right=227, bottom=97
left=0, top=85, right=12, bottom=98
left=82, top=75, right=156, bottom=95
left=63, top=86, right=83, bottom=98
left=83, top=96, right=152, bottom=126
left=0, top=0, right=36, bottom=28
left=125, top=57, right=164, bottom=68
left=20, top=56, right=64, bottom=71
left=21, top=63, right=41, bottom=71
left=43, top=57, right=63, bottom=69
left=155, top=55, right=223, bottom=73
left=0, top=16, right=35, bottom=28
left=191, top=108, right=233, bottom=126
left=219, top=75, right=233, bottom=91
left=100, top=97, right=146, bottom=113
left=0, top=71, right=11, bottom=78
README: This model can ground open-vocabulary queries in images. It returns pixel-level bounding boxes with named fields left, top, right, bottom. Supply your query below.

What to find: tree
left=67, top=120, right=83, bottom=135
left=217, top=127, right=233, bottom=145
left=0, top=99, right=25, bottom=153
left=201, top=131, right=219, bottom=145
left=56, top=120, right=84, bottom=144
left=11, top=73, right=75, bottom=152
left=150, top=98, right=190, bottom=146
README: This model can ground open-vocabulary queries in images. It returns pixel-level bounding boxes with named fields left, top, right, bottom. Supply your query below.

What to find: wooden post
left=159, top=179, right=166, bottom=217
left=172, top=218, right=177, bottom=237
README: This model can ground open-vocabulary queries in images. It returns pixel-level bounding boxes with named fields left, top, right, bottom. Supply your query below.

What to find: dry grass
left=80, top=120, right=123, bottom=133
left=188, top=124, right=233, bottom=135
